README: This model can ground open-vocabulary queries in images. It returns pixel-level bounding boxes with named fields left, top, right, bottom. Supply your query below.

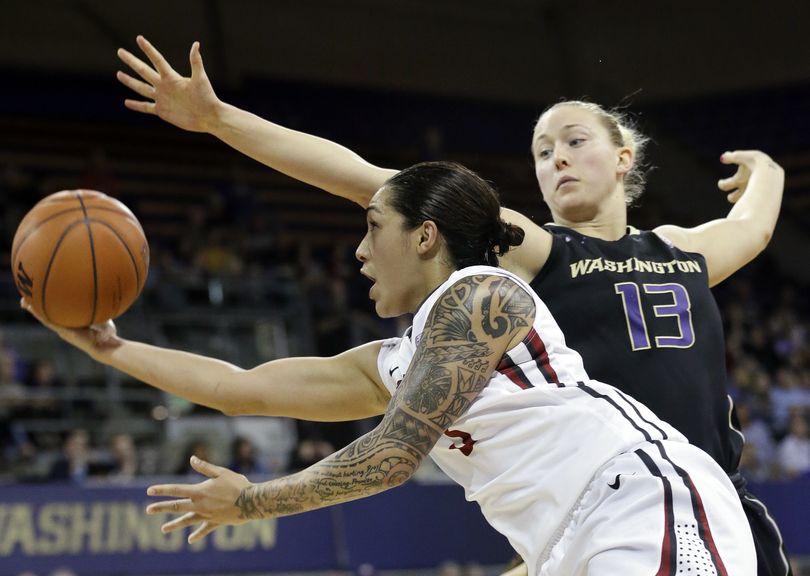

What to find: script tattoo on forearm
left=236, top=410, right=429, bottom=519
left=234, top=274, right=535, bottom=521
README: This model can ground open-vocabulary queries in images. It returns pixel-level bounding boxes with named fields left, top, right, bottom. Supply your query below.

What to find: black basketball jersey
left=530, top=225, right=743, bottom=473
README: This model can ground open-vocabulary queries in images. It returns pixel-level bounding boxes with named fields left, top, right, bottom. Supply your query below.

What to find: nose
left=355, top=234, right=369, bottom=262
left=553, top=148, right=569, bottom=170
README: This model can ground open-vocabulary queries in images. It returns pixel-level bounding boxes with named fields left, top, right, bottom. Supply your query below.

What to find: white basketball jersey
left=377, top=265, right=688, bottom=569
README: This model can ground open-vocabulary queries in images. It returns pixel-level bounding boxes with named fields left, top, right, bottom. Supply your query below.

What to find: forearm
left=88, top=338, right=386, bottom=420
left=209, top=103, right=394, bottom=206
left=100, top=339, right=247, bottom=414
left=725, top=156, right=784, bottom=243
left=235, top=407, right=428, bottom=520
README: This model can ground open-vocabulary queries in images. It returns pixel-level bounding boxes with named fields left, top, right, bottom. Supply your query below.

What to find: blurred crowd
left=720, top=270, right=810, bottom=481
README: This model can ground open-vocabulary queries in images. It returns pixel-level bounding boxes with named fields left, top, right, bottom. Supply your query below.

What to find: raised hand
left=146, top=456, right=252, bottom=543
left=117, top=35, right=221, bottom=133
left=719, top=150, right=781, bottom=204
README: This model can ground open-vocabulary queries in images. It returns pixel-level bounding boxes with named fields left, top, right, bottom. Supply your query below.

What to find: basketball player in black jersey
left=116, top=37, right=788, bottom=575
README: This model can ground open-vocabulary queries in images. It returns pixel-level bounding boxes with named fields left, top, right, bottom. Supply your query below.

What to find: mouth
left=556, top=176, right=579, bottom=190
left=360, top=268, right=376, bottom=283
left=360, top=268, right=377, bottom=299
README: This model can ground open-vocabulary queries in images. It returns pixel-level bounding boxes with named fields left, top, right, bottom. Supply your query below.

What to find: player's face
left=532, top=105, right=630, bottom=223
left=355, top=187, right=424, bottom=318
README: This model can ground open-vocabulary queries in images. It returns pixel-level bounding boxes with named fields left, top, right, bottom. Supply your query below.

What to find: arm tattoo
left=481, top=277, right=532, bottom=338
left=234, top=274, right=535, bottom=521
left=429, top=277, right=479, bottom=342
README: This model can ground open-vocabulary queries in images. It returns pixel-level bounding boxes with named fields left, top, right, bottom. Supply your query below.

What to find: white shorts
left=537, top=441, right=756, bottom=576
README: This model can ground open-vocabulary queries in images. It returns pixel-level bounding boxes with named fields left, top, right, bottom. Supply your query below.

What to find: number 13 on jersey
left=614, top=282, right=695, bottom=350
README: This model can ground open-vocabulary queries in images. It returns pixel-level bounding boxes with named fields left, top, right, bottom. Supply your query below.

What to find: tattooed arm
left=146, top=274, right=535, bottom=542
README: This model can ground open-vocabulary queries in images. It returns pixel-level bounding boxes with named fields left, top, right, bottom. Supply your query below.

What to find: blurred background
left=0, top=1, right=808, bottom=575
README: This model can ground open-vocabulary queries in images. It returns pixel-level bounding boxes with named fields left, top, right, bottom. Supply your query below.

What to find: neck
left=558, top=217, right=628, bottom=240
left=410, top=260, right=456, bottom=314
left=551, top=194, right=629, bottom=241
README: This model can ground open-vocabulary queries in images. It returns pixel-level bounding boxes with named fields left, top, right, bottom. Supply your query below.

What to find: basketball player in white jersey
left=30, top=162, right=755, bottom=574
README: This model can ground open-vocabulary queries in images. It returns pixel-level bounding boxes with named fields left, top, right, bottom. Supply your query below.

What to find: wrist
left=205, top=100, right=231, bottom=136
left=235, top=482, right=264, bottom=520
left=93, top=337, right=128, bottom=365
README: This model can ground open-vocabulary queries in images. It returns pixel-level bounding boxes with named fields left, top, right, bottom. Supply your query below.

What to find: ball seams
left=41, top=220, right=85, bottom=324
left=76, top=193, right=99, bottom=326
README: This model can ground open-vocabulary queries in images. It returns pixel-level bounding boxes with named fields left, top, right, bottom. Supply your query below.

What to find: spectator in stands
left=193, top=227, right=244, bottom=278
left=48, top=429, right=94, bottom=483
left=745, top=325, right=781, bottom=375
left=776, top=410, right=810, bottom=479
left=737, top=401, right=777, bottom=481
left=770, top=367, right=810, bottom=438
left=0, top=338, right=35, bottom=476
left=0, top=347, right=25, bottom=411
left=107, top=433, right=139, bottom=481
left=20, top=358, right=64, bottom=419
left=230, top=435, right=266, bottom=475
left=287, top=421, right=337, bottom=473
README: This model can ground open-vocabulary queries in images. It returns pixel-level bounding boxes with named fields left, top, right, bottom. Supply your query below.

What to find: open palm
left=117, top=35, right=220, bottom=133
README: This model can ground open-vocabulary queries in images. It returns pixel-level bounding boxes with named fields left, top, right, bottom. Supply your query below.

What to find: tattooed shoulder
left=429, top=274, right=534, bottom=344
left=480, top=275, right=535, bottom=339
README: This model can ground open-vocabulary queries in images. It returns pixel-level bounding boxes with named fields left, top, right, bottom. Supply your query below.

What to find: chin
left=374, top=301, right=407, bottom=319
left=373, top=300, right=391, bottom=318
left=555, top=200, right=600, bottom=223
left=375, top=306, right=398, bottom=319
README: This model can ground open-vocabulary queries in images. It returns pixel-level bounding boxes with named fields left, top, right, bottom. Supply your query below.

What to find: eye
left=537, top=148, right=552, bottom=159
left=569, top=137, right=585, bottom=147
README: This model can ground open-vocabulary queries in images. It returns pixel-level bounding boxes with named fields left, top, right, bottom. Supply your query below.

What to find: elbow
left=383, top=460, right=416, bottom=490
left=220, top=404, right=244, bottom=417
left=385, top=450, right=422, bottom=489
left=761, top=226, right=774, bottom=248
left=739, top=218, right=775, bottom=252
left=752, top=224, right=774, bottom=253
left=387, top=472, right=412, bottom=489
left=211, top=375, right=251, bottom=416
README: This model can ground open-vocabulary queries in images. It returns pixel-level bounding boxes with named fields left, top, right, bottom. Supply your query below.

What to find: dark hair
left=384, top=161, right=524, bottom=268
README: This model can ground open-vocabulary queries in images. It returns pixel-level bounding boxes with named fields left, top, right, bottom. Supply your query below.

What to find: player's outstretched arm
left=115, top=35, right=550, bottom=259
left=22, top=300, right=389, bottom=421
left=654, top=150, right=784, bottom=286
left=117, top=35, right=394, bottom=207
left=144, top=274, right=535, bottom=542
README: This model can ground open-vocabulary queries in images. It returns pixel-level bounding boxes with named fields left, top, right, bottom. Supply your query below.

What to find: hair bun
left=484, top=220, right=525, bottom=266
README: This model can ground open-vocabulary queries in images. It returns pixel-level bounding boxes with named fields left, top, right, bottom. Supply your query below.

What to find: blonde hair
left=533, top=100, right=651, bottom=205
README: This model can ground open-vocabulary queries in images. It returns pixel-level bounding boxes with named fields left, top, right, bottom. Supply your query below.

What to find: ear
left=415, top=220, right=441, bottom=256
left=617, top=146, right=634, bottom=176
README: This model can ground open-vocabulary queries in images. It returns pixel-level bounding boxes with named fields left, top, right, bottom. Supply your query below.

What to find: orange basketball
left=11, top=190, right=150, bottom=328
